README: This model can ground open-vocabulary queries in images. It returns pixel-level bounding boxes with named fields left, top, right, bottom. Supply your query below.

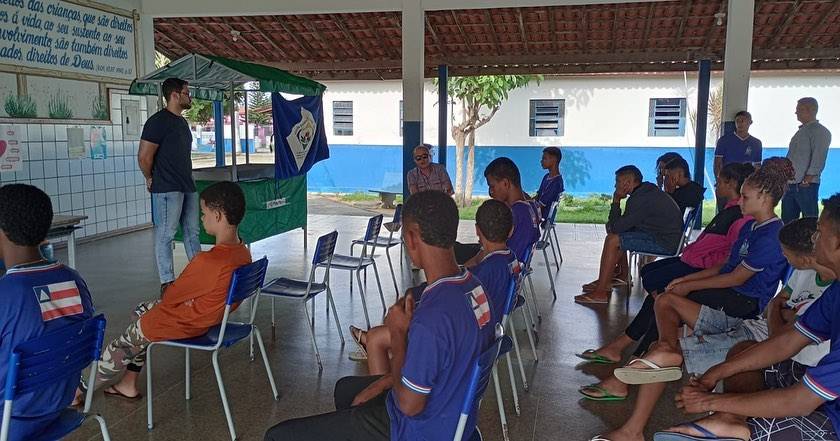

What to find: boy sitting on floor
left=0, top=184, right=95, bottom=441
left=533, top=146, right=565, bottom=222
left=455, top=157, right=540, bottom=266
left=264, top=190, right=498, bottom=441
left=80, top=181, right=251, bottom=400
left=350, top=199, right=517, bottom=372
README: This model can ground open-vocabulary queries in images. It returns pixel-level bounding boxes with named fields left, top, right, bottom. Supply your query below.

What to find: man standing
left=138, top=77, right=201, bottom=293
left=406, top=144, right=454, bottom=195
left=714, top=111, right=762, bottom=210
left=783, top=97, right=832, bottom=224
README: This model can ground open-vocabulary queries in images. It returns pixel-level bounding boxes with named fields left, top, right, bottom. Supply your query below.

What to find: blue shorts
left=618, top=231, right=672, bottom=255
left=680, top=306, right=755, bottom=375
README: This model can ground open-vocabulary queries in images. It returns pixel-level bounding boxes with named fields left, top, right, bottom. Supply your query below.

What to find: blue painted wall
left=307, top=145, right=840, bottom=200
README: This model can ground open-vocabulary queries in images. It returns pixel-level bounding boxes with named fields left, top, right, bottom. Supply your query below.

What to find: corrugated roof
left=153, top=0, right=840, bottom=80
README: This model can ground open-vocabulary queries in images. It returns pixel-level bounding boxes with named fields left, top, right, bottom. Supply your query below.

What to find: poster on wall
left=67, top=127, right=85, bottom=159
left=90, top=127, right=107, bottom=159
left=0, top=125, right=23, bottom=172
left=0, top=1, right=137, bottom=81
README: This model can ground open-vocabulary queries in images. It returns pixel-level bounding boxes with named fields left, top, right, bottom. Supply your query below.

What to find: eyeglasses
left=414, top=154, right=430, bottom=161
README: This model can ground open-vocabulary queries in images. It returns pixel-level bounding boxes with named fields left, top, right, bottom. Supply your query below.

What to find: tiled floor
left=60, top=214, right=689, bottom=441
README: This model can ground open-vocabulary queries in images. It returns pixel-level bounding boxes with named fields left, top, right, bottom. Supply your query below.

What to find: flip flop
left=575, top=293, right=609, bottom=304
left=614, top=358, right=683, bottom=385
left=579, top=384, right=627, bottom=401
left=575, top=350, right=619, bottom=364
left=653, top=422, right=745, bottom=441
left=349, top=325, right=368, bottom=358
left=104, top=386, right=143, bottom=401
left=590, top=436, right=612, bottom=441
left=348, top=349, right=368, bottom=361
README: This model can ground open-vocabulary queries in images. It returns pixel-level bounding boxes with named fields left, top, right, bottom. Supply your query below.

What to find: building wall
left=319, top=71, right=840, bottom=149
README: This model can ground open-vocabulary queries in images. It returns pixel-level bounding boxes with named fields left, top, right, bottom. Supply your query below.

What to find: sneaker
left=349, top=350, right=368, bottom=361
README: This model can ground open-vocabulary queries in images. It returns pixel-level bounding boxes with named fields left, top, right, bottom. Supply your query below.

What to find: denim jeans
left=152, top=191, right=201, bottom=284
left=781, top=183, right=820, bottom=224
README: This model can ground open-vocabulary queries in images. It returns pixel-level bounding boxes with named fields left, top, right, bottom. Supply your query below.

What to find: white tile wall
left=1, top=90, right=153, bottom=239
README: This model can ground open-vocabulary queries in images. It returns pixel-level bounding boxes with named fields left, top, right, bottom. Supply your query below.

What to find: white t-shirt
left=785, top=269, right=834, bottom=366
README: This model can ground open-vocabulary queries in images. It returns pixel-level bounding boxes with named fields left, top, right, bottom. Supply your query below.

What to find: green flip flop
left=579, top=384, right=627, bottom=401
left=575, top=350, right=619, bottom=364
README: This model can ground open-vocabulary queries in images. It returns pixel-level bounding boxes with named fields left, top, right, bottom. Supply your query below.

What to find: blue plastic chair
left=534, top=200, right=562, bottom=300
left=329, top=214, right=386, bottom=329
left=489, top=277, right=520, bottom=441
left=517, top=245, right=540, bottom=362
left=352, top=204, right=403, bottom=295
left=0, top=314, right=111, bottom=441
left=261, top=231, right=344, bottom=370
left=453, top=325, right=510, bottom=441
left=145, top=257, right=278, bottom=441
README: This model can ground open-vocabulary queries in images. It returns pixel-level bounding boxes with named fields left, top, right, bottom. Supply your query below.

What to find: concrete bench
left=369, top=189, right=400, bottom=209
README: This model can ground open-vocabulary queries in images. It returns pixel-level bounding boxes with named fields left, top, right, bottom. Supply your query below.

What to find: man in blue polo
left=714, top=110, right=762, bottom=211
left=263, top=190, right=497, bottom=441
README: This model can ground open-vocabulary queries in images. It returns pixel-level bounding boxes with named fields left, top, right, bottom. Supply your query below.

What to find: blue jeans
left=618, top=231, right=673, bottom=255
left=781, top=183, right=820, bottom=224
left=152, top=192, right=201, bottom=284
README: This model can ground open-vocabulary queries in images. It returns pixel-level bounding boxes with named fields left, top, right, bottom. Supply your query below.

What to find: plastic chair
left=1, top=315, right=111, bottom=441
left=453, top=324, right=509, bottom=441
left=261, top=231, right=344, bottom=370
left=145, top=257, right=278, bottom=441
left=534, top=200, right=561, bottom=300
left=490, top=278, right=519, bottom=441
left=329, top=214, right=386, bottom=329
left=352, top=204, right=403, bottom=295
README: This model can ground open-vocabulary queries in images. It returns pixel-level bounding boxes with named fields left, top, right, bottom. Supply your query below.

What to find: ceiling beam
left=672, top=0, right=692, bottom=50
left=301, top=18, right=342, bottom=59
left=245, top=18, right=290, bottom=59
left=641, top=2, right=656, bottom=51
left=579, top=5, right=587, bottom=51
left=768, top=0, right=803, bottom=48
left=516, top=9, right=529, bottom=52
left=331, top=14, right=367, bottom=59
left=424, top=15, right=447, bottom=58
left=158, top=24, right=220, bottom=59
left=484, top=10, right=502, bottom=55
left=275, top=16, right=319, bottom=60
left=450, top=11, right=474, bottom=52
left=803, top=0, right=840, bottom=48
left=154, top=30, right=192, bottom=55
left=360, top=13, right=400, bottom=59
left=547, top=7, right=557, bottom=52
left=224, top=23, right=267, bottom=60
left=610, top=4, right=620, bottom=52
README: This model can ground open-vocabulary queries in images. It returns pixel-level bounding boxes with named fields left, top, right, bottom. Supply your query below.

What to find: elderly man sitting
left=406, top=144, right=454, bottom=196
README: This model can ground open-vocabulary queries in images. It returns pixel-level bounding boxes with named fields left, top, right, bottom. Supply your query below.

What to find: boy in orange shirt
left=84, top=181, right=251, bottom=400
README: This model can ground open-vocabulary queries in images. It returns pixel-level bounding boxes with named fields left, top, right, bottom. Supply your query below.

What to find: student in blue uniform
left=654, top=192, right=840, bottom=441
left=0, top=184, right=94, bottom=441
left=263, top=190, right=498, bottom=441
left=533, top=146, right=565, bottom=222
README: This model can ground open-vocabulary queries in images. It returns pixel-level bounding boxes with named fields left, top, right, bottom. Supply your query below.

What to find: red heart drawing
left=0, top=140, right=6, bottom=158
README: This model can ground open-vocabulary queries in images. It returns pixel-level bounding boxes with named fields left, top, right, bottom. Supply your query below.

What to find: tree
left=442, top=75, right=541, bottom=206
left=246, top=91, right=272, bottom=126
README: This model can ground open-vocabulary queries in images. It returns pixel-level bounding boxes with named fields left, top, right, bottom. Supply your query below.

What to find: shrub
left=48, top=93, right=73, bottom=119
left=4, top=94, right=37, bottom=118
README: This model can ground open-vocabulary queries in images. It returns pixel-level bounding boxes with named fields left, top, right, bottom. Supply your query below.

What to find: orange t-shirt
left=140, top=243, right=252, bottom=342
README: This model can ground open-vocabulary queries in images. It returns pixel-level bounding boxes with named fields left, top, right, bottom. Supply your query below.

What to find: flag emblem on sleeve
left=34, top=281, right=83, bottom=321
left=468, top=286, right=491, bottom=328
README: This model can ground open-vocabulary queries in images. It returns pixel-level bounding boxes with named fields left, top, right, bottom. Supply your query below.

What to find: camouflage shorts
left=97, top=300, right=157, bottom=383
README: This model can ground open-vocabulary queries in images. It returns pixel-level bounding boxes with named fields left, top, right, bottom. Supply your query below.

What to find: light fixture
left=714, top=12, right=725, bottom=26
left=230, top=30, right=241, bottom=41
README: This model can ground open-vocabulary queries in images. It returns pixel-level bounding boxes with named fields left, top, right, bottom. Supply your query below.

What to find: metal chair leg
left=492, top=366, right=510, bottom=441
left=526, top=275, right=541, bottom=323
left=302, top=299, right=323, bottom=370
left=542, top=247, right=557, bottom=301
left=253, top=326, right=280, bottom=399
left=349, top=244, right=356, bottom=295
left=355, top=270, right=372, bottom=329
left=271, top=296, right=276, bottom=339
left=90, top=414, right=113, bottom=441
left=211, top=350, right=237, bottom=441
left=521, top=304, right=538, bottom=361
left=146, top=345, right=154, bottom=430
left=371, top=262, right=387, bottom=315
left=385, top=247, right=399, bottom=296
left=326, top=287, right=345, bottom=344
left=185, top=348, right=191, bottom=400
left=507, top=317, right=528, bottom=391
left=505, top=352, right=520, bottom=415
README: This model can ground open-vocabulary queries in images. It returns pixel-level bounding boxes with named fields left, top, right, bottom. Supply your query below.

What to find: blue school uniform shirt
left=0, top=262, right=94, bottom=426
left=472, top=249, right=519, bottom=323
left=714, top=133, right=763, bottom=166
left=386, top=271, right=497, bottom=441
left=720, top=218, right=787, bottom=311
left=795, top=282, right=840, bottom=431
left=535, top=173, right=565, bottom=220
left=508, top=199, right=541, bottom=262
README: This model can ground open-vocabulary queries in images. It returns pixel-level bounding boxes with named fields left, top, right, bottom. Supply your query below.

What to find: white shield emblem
left=285, top=108, right=317, bottom=171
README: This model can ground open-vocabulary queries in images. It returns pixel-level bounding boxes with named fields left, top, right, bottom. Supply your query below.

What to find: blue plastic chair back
left=545, top=201, right=559, bottom=227
left=2, top=315, right=106, bottom=420
left=453, top=333, right=510, bottom=441
left=364, top=214, right=384, bottom=242
left=501, top=276, right=519, bottom=316
left=311, top=231, right=339, bottom=266
left=225, top=257, right=269, bottom=305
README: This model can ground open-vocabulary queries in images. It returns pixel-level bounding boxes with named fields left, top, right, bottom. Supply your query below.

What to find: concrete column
left=402, top=1, right=424, bottom=198
left=721, top=0, right=755, bottom=135
left=437, top=64, right=448, bottom=167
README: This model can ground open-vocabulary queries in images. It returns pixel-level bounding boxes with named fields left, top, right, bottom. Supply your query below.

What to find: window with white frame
left=648, top=98, right=686, bottom=137
left=529, top=99, right=564, bottom=136
left=333, top=101, right=353, bottom=136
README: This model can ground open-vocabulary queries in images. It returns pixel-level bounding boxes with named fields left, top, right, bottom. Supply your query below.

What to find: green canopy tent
left=130, top=54, right=326, bottom=246
left=129, top=53, right=326, bottom=179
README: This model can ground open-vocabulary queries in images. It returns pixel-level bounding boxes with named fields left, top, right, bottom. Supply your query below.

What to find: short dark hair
left=615, top=165, right=643, bottom=183
left=200, top=181, right=246, bottom=226
left=656, top=152, right=681, bottom=168
left=402, top=190, right=459, bottom=249
left=735, top=110, right=752, bottom=120
left=664, top=156, right=692, bottom=180
left=542, top=146, right=562, bottom=162
left=0, top=184, right=53, bottom=246
left=475, top=199, right=513, bottom=243
left=162, top=78, right=188, bottom=102
left=822, top=193, right=840, bottom=236
left=484, top=157, right=522, bottom=189
left=718, top=162, right=755, bottom=190
left=779, top=217, right=818, bottom=254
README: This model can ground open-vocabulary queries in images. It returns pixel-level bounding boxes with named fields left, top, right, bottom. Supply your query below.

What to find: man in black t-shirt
left=663, top=156, right=705, bottom=214
left=138, top=77, right=201, bottom=292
